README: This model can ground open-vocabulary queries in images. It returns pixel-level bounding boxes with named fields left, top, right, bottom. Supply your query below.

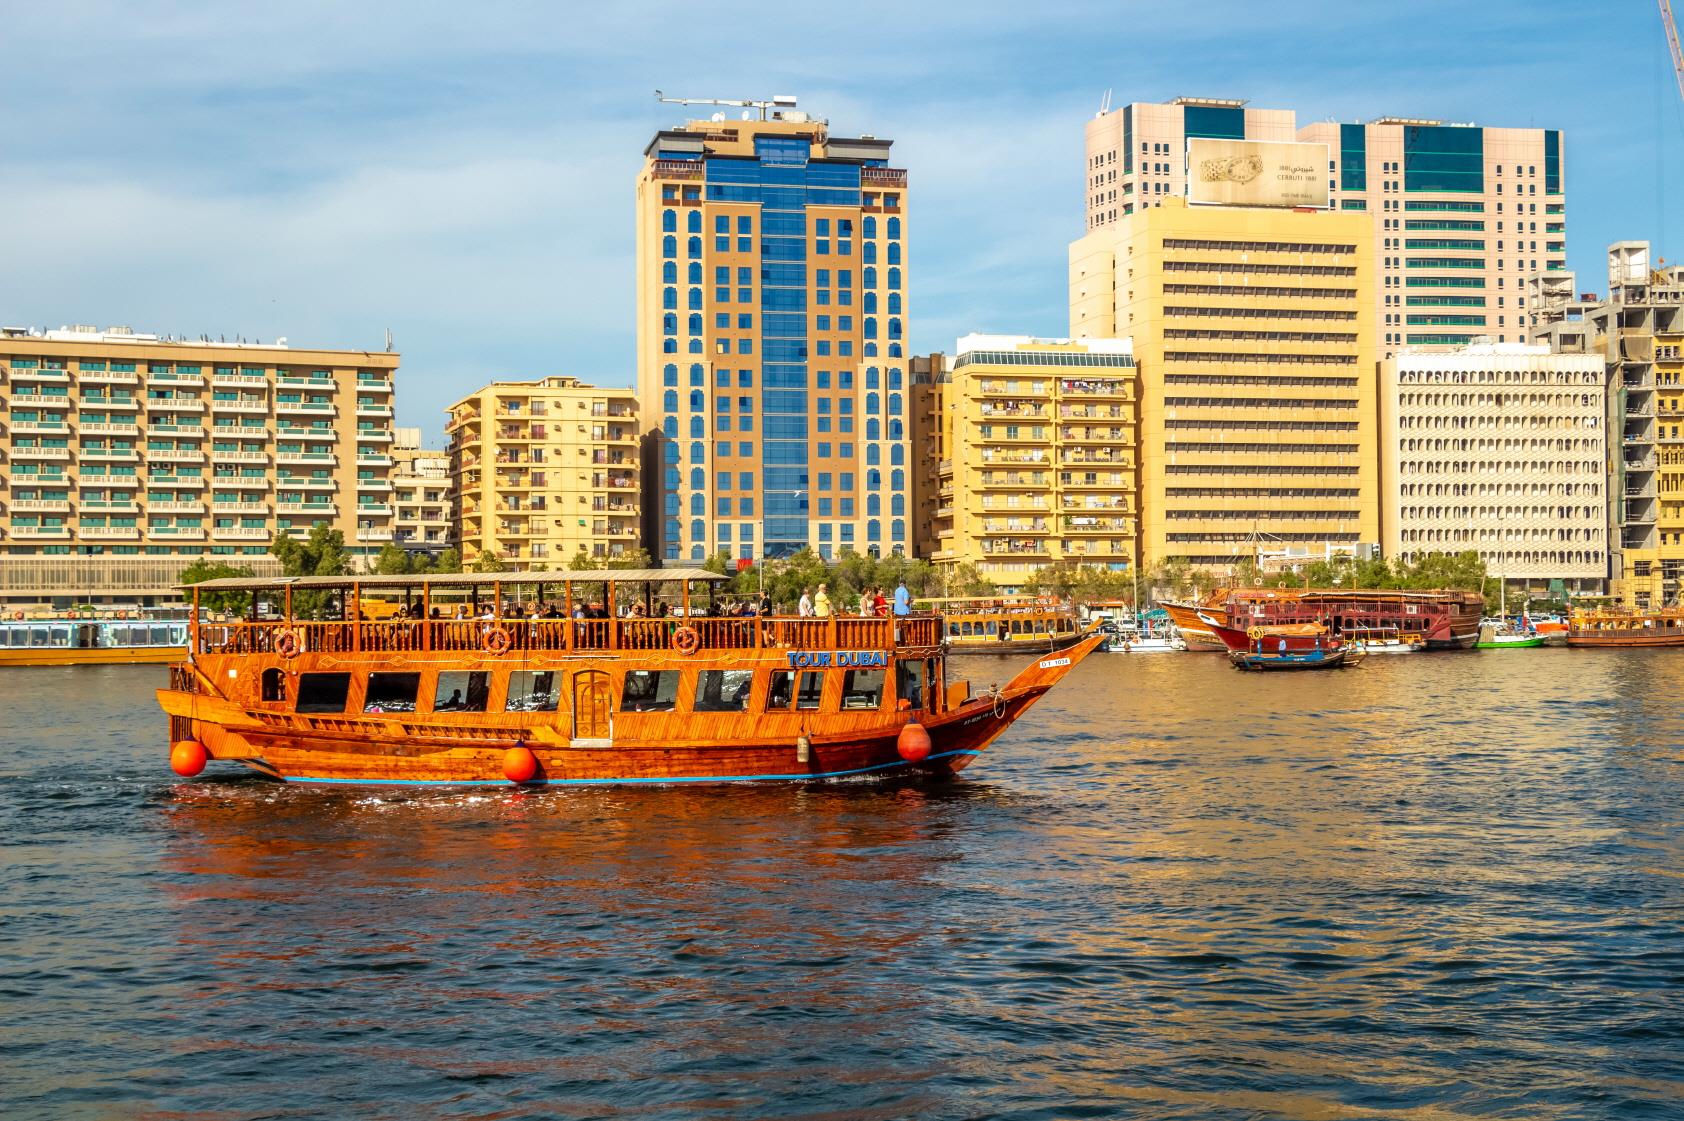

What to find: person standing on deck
left=799, top=589, right=814, bottom=617
left=893, top=580, right=911, bottom=617
left=814, top=584, right=832, bottom=617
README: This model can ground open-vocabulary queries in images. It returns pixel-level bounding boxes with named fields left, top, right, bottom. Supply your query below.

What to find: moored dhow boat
left=1199, top=612, right=1363, bottom=671
left=157, top=570, right=1105, bottom=786
left=0, top=614, right=189, bottom=667
left=1566, top=609, right=1684, bottom=648
left=921, top=595, right=1090, bottom=655
left=1169, top=587, right=1484, bottom=651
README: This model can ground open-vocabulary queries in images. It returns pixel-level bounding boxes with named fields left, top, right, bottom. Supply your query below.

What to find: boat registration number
left=1038, top=657, right=1071, bottom=669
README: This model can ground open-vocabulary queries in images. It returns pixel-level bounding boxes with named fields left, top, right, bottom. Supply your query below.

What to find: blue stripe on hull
left=267, top=748, right=983, bottom=787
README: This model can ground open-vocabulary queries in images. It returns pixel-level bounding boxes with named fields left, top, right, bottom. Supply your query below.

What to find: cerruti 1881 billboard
left=1186, top=138, right=1330, bottom=209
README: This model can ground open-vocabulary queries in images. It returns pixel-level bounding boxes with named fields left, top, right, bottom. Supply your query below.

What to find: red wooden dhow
left=158, top=570, right=1104, bottom=786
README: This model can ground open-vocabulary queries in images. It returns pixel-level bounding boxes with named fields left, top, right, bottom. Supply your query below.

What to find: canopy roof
left=183, top=568, right=726, bottom=592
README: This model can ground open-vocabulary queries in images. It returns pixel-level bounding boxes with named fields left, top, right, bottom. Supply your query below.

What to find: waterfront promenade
left=3, top=651, right=1681, bottom=1119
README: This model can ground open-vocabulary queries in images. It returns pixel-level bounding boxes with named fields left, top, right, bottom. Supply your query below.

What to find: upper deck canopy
left=183, top=568, right=727, bottom=592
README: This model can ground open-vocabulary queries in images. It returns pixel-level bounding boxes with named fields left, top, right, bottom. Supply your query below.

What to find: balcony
left=277, top=478, right=336, bottom=491
left=99, top=397, right=143, bottom=413
left=11, top=393, right=73, bottom=410
left=212, top=501, right=268, bottom=514
left=146, top=449, right=206, bottom=464
left=79, top=525, right=142, bottom=541
left=278, top=501, right=336, bottom=516
left=147, top=477, right=207, bottom=490
left=147, top=371, right=204, bottom=386
left=356, top=403, right=393, bottom=418
left=211, top=424, right=269, bottom=439
left=357, top=479, right=394, bottom=493
left=11, top=526, right=71, bottom=539
left=77, top=421, right=142, bottom=437
left=211, top=449, right=269, bottom=464
left=357, top=429, right=394, bottom=444
left=357, top=503, right=395, bottom=516
left=1063, top=516, right=1134, bottom=534
left=1059, top=379, right=1132, bottom=399
left=151, top=526, right=207, bottom=540
left=357, top=453, right=394, bottom=466
left=10, top=446, right=71, bottom=460
left=10, top=499, right=72, bottom=513
left=276, top=401, right=336, bottom=416
left=7, top=367, right=69, bottom=382
left=981, top=540, right=1050, bottom=556
left=356, top=528, right=396, bottom=543
left=979, top=451, right=1050, bottom=466
left=981, top=520, right=1049, bottom=534
left=861, top=167, right=908, bottom=188
left=147, top=500, right=205, bottom=514
left=82, top=449, right=140, bottom=463
left=977, top=403, right=1049, bottom=418
left=650, top=159, right=705, bottom=181
left=276, top=451, right=336, bottom=466
left=979, top=472, right=1049, bottom=488
left=356, top=378, right=394, bottom=395
left=211, top=373, right=269, bottom=389
left=81, top=500, right=140, bottom=514
left=211, top=398, right=269, bottom=415
left=79, top=370, right=140, bottom=385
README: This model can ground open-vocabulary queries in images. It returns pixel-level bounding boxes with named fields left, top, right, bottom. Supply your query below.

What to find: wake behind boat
left=157, top=570, right=1103, bottom=786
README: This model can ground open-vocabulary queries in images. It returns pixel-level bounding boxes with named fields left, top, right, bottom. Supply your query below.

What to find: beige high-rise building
left=1071, top=197, right=1380, bottom=572
left=1084, top=97, right=1298, bottom=231
left=390, top=427, right=453, bottom=556
left=1297, top=118, right=1565, bottom=357
left=446, top=377, right=639, bottom=569
left=634, top=102, right=911, bottom=564
left=932, top=335, right=1137, bottom=589
left=1382, top=343, right=1606, bottom=594
left=0, top=324, right=399, bottom=609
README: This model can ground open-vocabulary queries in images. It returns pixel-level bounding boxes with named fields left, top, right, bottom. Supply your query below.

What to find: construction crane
left=1662, top=1, right=1684, bottom=108
left=654, top=91, right=799, bottom=121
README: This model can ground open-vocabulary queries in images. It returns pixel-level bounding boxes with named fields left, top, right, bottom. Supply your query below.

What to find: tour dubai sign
left=1186, top=138, right=1330, bottom=209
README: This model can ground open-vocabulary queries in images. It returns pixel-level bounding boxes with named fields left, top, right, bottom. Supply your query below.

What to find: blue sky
left=2, top=1, right=1680, bottom=439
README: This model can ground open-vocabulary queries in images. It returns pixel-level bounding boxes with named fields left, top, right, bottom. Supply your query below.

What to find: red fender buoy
left=503, top=745, right=539, bottom=784
left=170, top=739, right=208, bottom=777
left=896, top=722, right=931, bottom=764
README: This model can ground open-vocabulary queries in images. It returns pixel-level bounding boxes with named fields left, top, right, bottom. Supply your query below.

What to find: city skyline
left=2, top=2, right=1681, bottom=435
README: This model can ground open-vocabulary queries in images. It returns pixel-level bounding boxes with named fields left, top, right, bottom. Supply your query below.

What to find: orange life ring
left=276, top=629, right=301, bottom=659
left=483, top=625, right=512, bottom=655
left=673, top=625, right=701, bottom=655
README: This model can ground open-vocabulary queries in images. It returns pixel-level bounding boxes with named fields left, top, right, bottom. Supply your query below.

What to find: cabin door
left=572, top=671, right=613, bottom=741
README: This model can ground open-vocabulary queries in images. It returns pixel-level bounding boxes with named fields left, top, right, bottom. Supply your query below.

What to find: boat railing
left=192, top=614, right=944, bottom=657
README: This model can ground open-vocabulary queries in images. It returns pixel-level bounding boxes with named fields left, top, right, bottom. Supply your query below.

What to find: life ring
left=276, top=629, right=301, bottom=660
left=673, top=625, right=701, bottom=656
left=483, top=625, right=512, bottom=656
left=1246, top=626, right=1265, bottom=642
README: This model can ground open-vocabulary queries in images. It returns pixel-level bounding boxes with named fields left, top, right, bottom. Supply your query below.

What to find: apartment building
left=1382, top=343, right=1606, bottom=595
left=0, top=325, right=399, bottom=609
left=1298, top=118, right=1565, bottom=356
left=446, top=377, right=639, bottom=568
left=1084, top=96, right=1297, bottom=230
left=390, top=427, right=453, bottom=556
left=909, top=352, right=947, bottom=560
left=635, top=102, right=911, bottom=563
left=1070, top=196, right=1380, bottom=572
left=932, top=336, right=1137, bottom=589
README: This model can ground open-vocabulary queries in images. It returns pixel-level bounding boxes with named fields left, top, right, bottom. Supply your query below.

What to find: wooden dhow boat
left=1566, top=609, right=1684, bottom=648
left=920, top=595, right=1090, bottom=655
left=1199, top=612, right=1363, bottom=671
left=157, top=570, right=1104, bottom=786
left=1167, top=587, right=1484, bottom=651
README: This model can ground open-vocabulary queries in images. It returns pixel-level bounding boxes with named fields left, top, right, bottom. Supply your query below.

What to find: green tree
left=472, top=551, right=511, bottom=573
left=373, top=543, right=415, bottom=575
left=432, top=547, right=462, bottom=575
left=178, top=558, right=255, bottom=616
left=270, top=524, right=349, bottom=618
left=940, top=561, right=995, bottom=597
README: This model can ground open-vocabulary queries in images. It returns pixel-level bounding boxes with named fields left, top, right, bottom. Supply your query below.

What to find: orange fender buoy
left=896, top=721, right=931, bottom=764
left=502, top=745, right=539, bottom=784
left=170, top=739, right=208, bottom=777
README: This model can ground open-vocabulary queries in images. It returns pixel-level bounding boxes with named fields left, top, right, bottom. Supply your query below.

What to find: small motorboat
left=1475, top=620, right=1544, bottom=649
left=1345, top=626, right=1423, bottom=655
left=1198, top=611, right=1363, bottom=672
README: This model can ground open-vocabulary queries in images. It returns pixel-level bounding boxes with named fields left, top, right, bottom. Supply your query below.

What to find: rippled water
left=3, top=651, right=1684, bottom=1119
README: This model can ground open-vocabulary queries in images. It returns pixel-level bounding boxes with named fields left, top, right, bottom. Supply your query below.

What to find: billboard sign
left=1186, top=138, right=1330, bottom=209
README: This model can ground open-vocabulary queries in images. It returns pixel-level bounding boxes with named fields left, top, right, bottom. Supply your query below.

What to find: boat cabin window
left=506, top=670, right=559, bottom=713
left=434, top=671, right=489, bottom=712
left=766, top=669, right=825, bottom=711
left=693, top=668, right=753, bottom=713
left=364, top=672, right=420, bottom=714
left=296, top=672, right=352, bottom=714
left=895, top=659, right=926, bottom=710
left=840, top=668, right=885, bottom=710
left=261, top=668, right=286, bottom=702
left=622, top=669, right=680, bottom=712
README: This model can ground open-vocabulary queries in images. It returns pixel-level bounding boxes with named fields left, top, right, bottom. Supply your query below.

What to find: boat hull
left=1229, top=647, right=1359, bottom=671
left=1475, top=636, right=1544, bottom=649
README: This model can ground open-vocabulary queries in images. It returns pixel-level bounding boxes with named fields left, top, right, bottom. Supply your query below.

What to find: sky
left=3, top=1, right=1682, bottom=438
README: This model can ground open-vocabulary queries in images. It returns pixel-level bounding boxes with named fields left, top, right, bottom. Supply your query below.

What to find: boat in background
left=923, top=595, right=1089, bottom=654
left=1160, top=593, right=1230, bottom=651
left=1567, top=610, right=1684, bottom=648
left=1346, top=626, right=1423, bottom=654
left=1199, top=612, right=1364, bottom=672
left=0, top=614, right=189, bottom=667
left=1475, top=620, right=1545, bottom=649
